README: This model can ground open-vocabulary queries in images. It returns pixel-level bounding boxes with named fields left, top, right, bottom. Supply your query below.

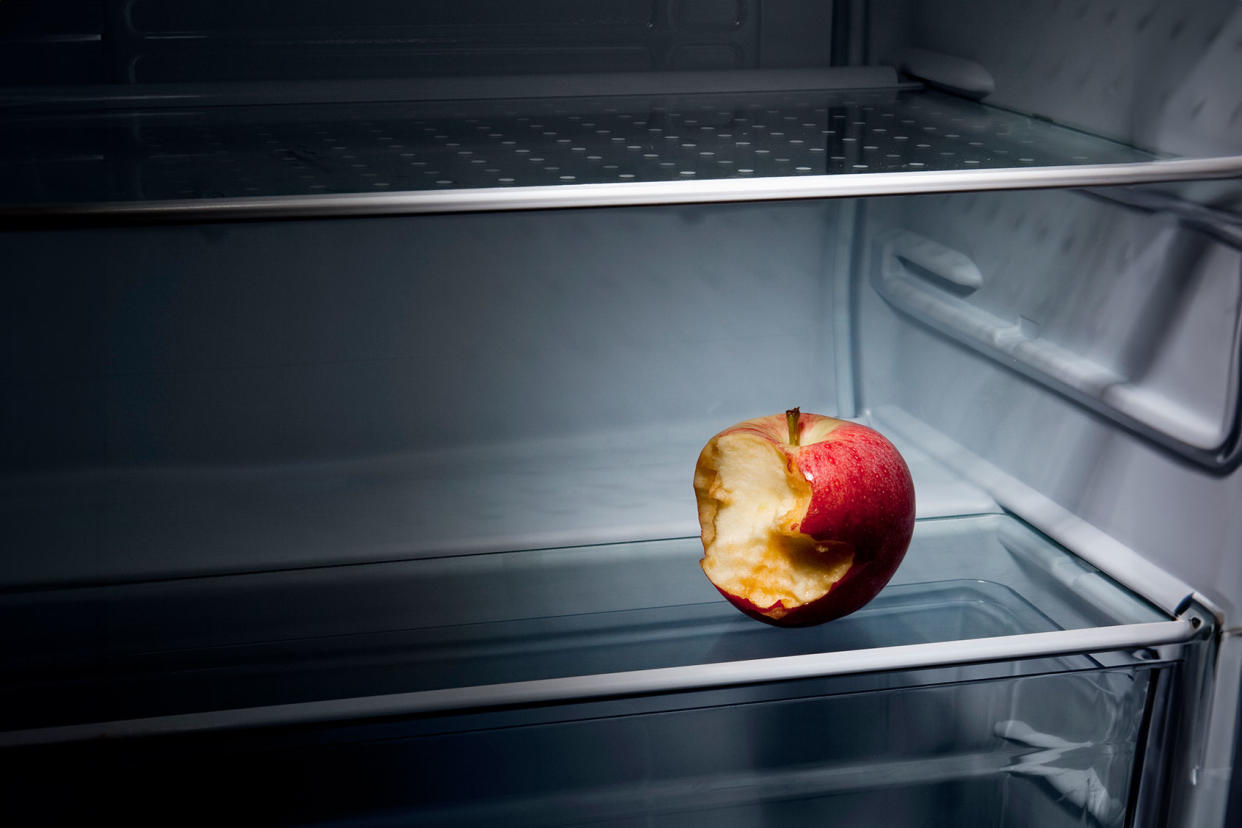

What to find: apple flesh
left=694, top=409, right=915, bottom=626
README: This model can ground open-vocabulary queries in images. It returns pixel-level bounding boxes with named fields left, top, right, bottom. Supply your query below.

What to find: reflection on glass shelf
left=0, top=88, right=1156, bottom=207
left=0, top=580, right=1067, bottom=731
left=0, top=515, right=1170, bottom=733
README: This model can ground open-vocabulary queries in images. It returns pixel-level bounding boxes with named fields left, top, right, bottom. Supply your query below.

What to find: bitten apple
left=694, top=408, right=915, bottom=626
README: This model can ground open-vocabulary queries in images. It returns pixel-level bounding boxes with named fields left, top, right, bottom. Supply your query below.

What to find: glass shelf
left=0, top=513, right=1199, bottom=828
left=0, top=514, right=1183, bottom=739
left=3, top=85, right=1237, bottom=222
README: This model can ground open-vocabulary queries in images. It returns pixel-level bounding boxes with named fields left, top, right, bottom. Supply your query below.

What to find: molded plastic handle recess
left=873, top=230, right=1242, bottom=474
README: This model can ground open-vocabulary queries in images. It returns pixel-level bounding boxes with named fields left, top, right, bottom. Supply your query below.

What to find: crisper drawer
left=0, top=514, right=1203, bottom=826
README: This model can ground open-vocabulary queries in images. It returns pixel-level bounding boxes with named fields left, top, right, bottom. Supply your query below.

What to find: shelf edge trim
left=4, top=157, right=1241, bottom=226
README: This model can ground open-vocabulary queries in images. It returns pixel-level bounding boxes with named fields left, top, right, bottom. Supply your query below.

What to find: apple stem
left=786, top=407, right=801, bottom=447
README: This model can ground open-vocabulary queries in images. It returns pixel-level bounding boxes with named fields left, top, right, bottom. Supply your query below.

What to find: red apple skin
left=696, top=412, right=916, bottom=627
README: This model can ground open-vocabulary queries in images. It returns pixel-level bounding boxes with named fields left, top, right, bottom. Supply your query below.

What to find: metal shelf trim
left=0, top=617, right=1195, bottom=747
left=6, top=157, right=1241, bottom=227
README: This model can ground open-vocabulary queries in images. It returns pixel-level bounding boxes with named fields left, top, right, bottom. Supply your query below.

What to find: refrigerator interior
left=2, top=1, right=1241, bottom=826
